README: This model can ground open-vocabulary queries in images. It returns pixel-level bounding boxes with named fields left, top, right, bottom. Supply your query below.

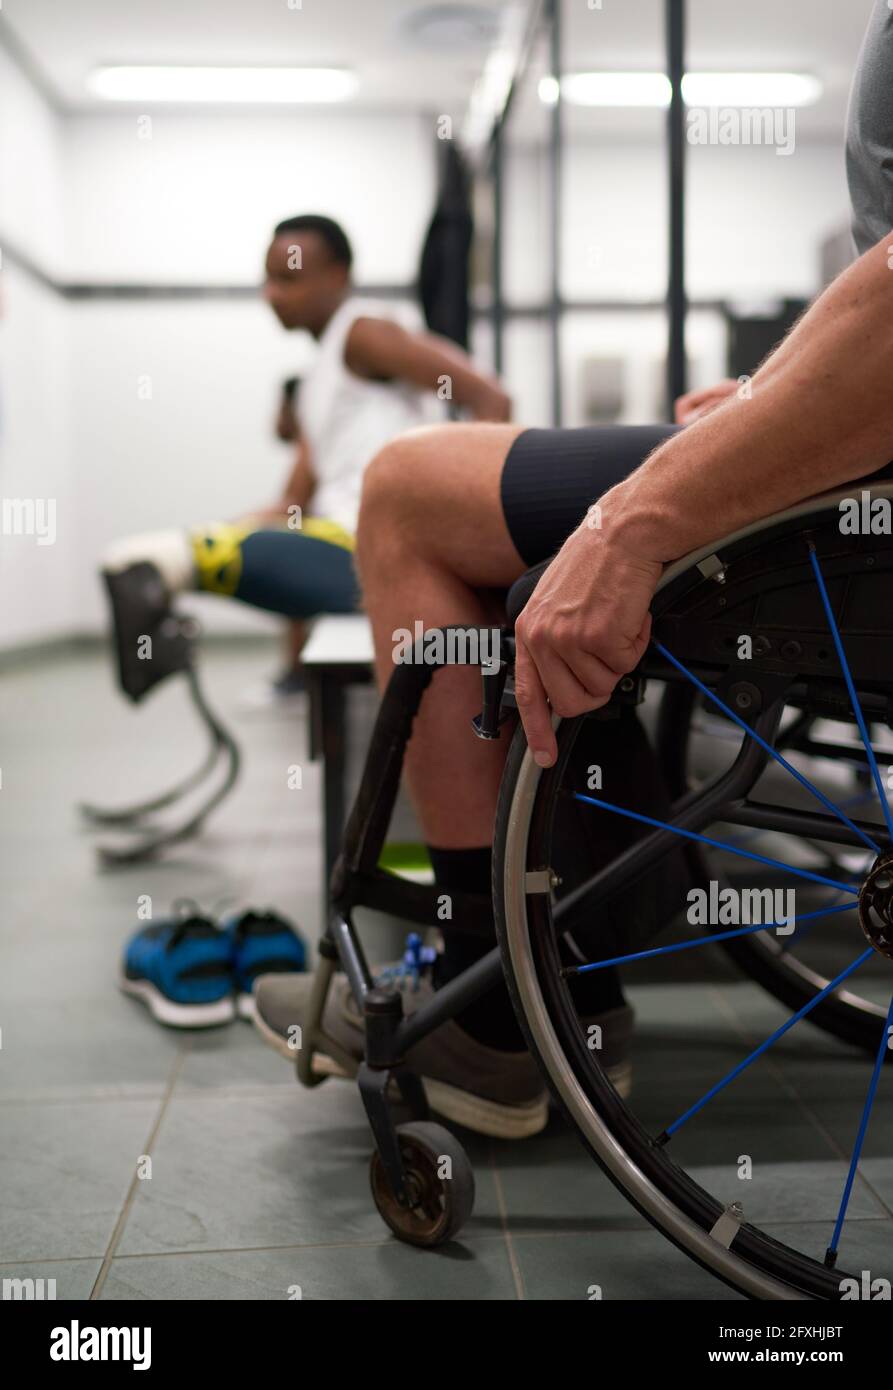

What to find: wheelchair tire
left=369, top=1121, right=475, bottom=1248
left=656, top=683, right=888, bottom=1054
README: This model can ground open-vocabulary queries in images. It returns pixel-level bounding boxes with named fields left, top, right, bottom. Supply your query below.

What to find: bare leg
left=355, top=423, right=527, bottom=848
left=285, top=619, right=307, bottom=670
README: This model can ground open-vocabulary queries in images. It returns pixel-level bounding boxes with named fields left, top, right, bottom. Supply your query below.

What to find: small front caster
left=369, top=1120, right=475, bottom=1247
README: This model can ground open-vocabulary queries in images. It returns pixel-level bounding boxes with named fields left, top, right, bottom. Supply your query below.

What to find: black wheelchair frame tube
left=325, top=626, right=510, bottom=1062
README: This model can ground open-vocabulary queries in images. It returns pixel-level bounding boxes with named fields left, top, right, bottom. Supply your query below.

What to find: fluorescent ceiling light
left=684, top=72, right=822, bottom=107
left=87, top=66, right=358, bottom=104
left=538, top=75, right=560, bottom=107
left=560, top=72, right=672, bottom=108
left=554, top=71, right=822, bottom=109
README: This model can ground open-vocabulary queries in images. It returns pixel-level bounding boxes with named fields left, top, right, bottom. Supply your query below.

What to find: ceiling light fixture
left=548, top=71, right=822, bottom=109
left=86, top=66, right=358, bottom=104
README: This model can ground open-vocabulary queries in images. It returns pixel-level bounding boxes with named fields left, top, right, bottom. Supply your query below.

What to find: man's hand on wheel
left=513, top=520, right=663, bottom=768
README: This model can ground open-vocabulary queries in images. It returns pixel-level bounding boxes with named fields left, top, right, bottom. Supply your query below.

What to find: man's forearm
left=419, top=333, right=511, bottom=419
left=607, top=234, right=893, bottom=563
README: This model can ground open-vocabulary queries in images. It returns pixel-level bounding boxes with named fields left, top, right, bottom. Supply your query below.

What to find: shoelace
left=375, top=932, right=438, bottom=992
left=167, top=914, right=218, bottom=949
left=166, top=899, right=217, bottom=949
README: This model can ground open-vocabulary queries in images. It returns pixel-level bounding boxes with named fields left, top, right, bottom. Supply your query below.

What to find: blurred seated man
left=102, top=214, right=510, bottom=690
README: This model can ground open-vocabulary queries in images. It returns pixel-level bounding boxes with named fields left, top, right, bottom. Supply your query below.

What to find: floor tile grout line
left=9, top=1215, right=893, bottom=1285
left=709, top=984, right=893, bottom=1221
left=488, top=1141, right=525, bottom=1300
left=89, top=1040, right=193, bottom=1301
left=0, top=1085, right=296, bottom=1107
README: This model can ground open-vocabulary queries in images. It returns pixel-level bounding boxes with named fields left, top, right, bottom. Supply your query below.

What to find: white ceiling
left=1, top=0, right=511, bottom=112
left=1, top=0, right=876, bottom=141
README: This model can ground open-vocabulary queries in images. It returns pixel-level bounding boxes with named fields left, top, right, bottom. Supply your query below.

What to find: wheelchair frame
left=301, top=630, right=512, bottom=1207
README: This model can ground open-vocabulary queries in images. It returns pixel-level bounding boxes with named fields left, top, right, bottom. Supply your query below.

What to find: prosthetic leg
left=82, top=549, right=240, bottom=865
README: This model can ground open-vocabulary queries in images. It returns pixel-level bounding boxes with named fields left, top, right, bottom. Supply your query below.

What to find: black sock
left=426, top=844, right=527, bottom=1051
left=565, top=958, right=627, bottom=1016
left=425, top=844, right=627, bottom=1050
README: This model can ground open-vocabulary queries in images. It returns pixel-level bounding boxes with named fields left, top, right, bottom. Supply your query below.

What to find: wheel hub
left=858, top=854, right=893, bottom=958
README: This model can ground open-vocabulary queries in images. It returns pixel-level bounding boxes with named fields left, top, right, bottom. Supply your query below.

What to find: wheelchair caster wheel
left=369, top=1120, right=475, bottom=1247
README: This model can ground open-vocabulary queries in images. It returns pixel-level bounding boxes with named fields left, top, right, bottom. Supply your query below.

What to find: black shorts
left=500, top=425, right=680, bottom=568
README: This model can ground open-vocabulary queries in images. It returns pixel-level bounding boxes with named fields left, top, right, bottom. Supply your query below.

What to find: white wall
left=0, top=46, right=66, bottom=274
left=561, top=139, right=853, bottom=302
left=0, top=266, right=75, bottom=646
left=0, top=45, right=77, bottom=647
left=62, top=112, right=436, bottom=286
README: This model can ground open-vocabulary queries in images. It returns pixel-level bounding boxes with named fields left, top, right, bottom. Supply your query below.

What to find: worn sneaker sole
left=119, top=973, right=236, bottom=1028
left=310, top=1050, right=549, bottom=1139
left=252, top=1004, right=307, bottom=1059
left=608, top=1060, right=632, bottom=1101
left=236, top=992, right=256, bottom=1021
left=253, top=1011, right=548, bottom=1139
left=253, top=1012, right=630, bottom=1136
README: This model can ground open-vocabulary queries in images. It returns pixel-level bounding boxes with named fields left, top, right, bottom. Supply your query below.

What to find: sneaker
left=253, top=965, right=549, bottom=1140
left=120, top=910, right=235, bottom=1027
left=272, top=667, right=306, bottom=697
left=239, top=668, right=306, bottom=711
left=223, top=909, right=306, bottom=1019
left=579, top=1005, right=635, bottom=1100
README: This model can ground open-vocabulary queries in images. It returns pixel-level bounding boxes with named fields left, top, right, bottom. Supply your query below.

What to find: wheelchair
left=301, top=477, right=893, bottom=1299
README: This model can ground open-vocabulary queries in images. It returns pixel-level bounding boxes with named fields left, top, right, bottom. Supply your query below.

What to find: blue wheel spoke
left=653, top=640, right=883, bottom=856
left=566, top=902, right=857, bottom=975
left=660, top=949, right=875, bottom=1141
left=808, top=547, right=893, bottom=844
left=574, top=792, right=860, bottom=895
left=826, top=992, right=893, bottom=1263
left=779, top=889, right=855, bottom=953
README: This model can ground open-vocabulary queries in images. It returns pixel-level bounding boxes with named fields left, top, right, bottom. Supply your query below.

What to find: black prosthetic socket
left=103, top=563, right=195, bottom=702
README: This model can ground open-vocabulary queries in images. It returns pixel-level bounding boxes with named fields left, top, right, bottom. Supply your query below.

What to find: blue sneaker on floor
left=121, top=909, right=235, bottom=1028
left=223, top=909, right=306, bottom=1019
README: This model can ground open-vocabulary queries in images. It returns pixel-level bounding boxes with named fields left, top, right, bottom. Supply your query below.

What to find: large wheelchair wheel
left=655, top=685, right=891, bottom=1053
left=494, top=482, right=893, bottom=1299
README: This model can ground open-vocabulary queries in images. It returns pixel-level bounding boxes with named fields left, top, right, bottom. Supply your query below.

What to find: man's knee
left=361, top=426, right=445, bottom=513
left=356, top=427, right=446, bottom=569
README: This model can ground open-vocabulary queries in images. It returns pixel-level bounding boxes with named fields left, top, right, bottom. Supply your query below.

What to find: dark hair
left=282, top=376, right=300, bottom=403
left=273, top=214, right=353, bottom=270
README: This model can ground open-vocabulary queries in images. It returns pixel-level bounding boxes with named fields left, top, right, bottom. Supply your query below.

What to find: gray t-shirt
left=847, top=0, right=893, bottom=255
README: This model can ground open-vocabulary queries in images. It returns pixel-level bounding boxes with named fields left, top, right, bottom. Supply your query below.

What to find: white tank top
left=298, top=296, right=442, bottom=536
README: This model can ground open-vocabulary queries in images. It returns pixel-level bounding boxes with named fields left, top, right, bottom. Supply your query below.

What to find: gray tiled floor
left=2, top=642, right=893, bottom=1300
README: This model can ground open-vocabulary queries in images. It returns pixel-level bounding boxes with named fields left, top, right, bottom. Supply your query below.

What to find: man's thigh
left=376, top=420, right=680, bottom=591
left=377, top=422, right=528, bottom=590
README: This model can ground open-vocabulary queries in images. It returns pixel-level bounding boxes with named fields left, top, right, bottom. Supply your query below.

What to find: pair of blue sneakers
left=121, top=904, right=306, bottom=1028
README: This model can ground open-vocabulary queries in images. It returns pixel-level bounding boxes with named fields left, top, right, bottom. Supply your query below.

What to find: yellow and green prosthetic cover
left=190, top=517, right=360, bottom=618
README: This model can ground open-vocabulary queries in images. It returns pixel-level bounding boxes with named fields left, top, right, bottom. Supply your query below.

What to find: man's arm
left=344, top=316, right=512, bottom=421
left=277, top=444, right=316, bottom=515
left=241, top=443, right=317, bottom=528
left=515, top=232, right=893, bottom=766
